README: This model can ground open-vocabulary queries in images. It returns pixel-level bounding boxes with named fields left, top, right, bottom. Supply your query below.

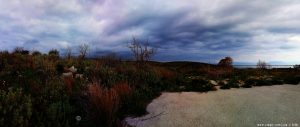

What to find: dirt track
left=126, top=85, right=300, bottom=127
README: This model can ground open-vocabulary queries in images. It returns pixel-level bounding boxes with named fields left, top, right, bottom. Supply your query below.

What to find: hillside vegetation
left=0, top=47, right=299, bottom=127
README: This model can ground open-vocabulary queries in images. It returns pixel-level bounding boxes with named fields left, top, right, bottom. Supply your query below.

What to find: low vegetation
left=0, top=42, right=299, bottom=127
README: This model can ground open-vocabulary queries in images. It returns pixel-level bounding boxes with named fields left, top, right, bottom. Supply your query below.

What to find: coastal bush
left=219, top=80, right=230, bottom=89
left=243, top=78, right=255, bottom=88
left=271, top=77, right=284, bottom=85
left=254, top=78, right=272, bottom=86
left=283, top=76, right=300, bottom=85
left=228, top=78, right=240, bottom=88
left=186, top=78, right=217, bottom=92
left=87, top=82, right=132, bottom=127
left=0, top=88, right=32, bottom=127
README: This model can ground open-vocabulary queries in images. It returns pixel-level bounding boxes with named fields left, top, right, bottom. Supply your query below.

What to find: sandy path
left=126, top=85, right=300, bottom=127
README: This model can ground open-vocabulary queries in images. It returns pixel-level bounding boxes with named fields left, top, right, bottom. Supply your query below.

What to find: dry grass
left=152, top=66, right=174, bottom=79
left=63, top=76, right=74, bottom=92
left=88, top=82, right=132, bottom=127
left=113, top=82, right=132, bottom=98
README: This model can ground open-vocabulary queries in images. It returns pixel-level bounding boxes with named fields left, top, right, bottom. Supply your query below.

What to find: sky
left=0, top=0, right=300, bottom=64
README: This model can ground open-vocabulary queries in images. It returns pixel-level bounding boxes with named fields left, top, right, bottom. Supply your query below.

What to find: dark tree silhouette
left=257, top=60, right=269, bottom=69
left=128, top=37, right=157, bottom=62
left=32, top=51, right=42, bottom=56
left=218, top=57, right=233, bottom=67
left=78, top=44, right=89, bottom=59
left=48, top=49, right=59, bottom=56
left=65, top=46, right=72, bottom=59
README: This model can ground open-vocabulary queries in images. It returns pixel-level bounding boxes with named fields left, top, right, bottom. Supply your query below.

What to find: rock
left=75, top=74, right=83, bottom=79
left=69, top=66, right=77, bottom=73
left=220, top=80, right=228, bottom=85
left=209, top=80, right=218, bottom=86
left=237, top=80, right=245, bottom=86
left=62, top=72, right=73, bottom=77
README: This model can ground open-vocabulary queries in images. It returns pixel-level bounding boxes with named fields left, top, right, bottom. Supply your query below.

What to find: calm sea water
left=233, top=65, right=295, bottom=69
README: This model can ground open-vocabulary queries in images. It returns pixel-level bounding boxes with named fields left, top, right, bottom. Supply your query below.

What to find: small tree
left=13, top=47, right=30, bottom=55
left=32, top=51, right=42, bottom=56
left=218, top=57, right=233, bottom=67
left=48, top=49, right=60, bottom=60
left=257, top=60, right=268, bottom=69
left=294, top=65, right=300, bottom=70
left=128, top=37, right=157, bottom=62
left=65, top=46, right=72, bottom=60
left=78, top=44, right=89, bottom=59
left=48, top=49, right=59, bottom=56
left=13, top=47, right=24, bottom=54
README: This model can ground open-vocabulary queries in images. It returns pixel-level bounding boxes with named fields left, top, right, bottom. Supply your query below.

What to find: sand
left=126, top=85, right=300, bottom=127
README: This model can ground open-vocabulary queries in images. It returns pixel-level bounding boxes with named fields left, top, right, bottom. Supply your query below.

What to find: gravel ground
left=126, top=85, right=300, bottom=127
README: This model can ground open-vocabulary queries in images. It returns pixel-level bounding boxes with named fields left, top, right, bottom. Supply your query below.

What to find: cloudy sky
left=0, top=0, right=300, bottom=64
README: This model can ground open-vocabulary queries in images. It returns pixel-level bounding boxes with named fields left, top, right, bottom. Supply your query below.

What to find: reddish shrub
left=63, top=77, right=74, bottom=92
left=88, top=84, right=120, bottom=127
left=153, top=66, right=174, bottom=79
left=112, top=82, right=132, bottom=98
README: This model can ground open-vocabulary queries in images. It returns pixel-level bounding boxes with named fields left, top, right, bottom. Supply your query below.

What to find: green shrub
left=270, top=76, right=284, bottom=85
left=186, top=78, right=217, bottom=92
left=229, top=80, right=240, bottom=88
left=46, top=99, right=73, bottom=127
left=55, top=63, right=64, bottom=74
left=283, top=76, right=300, bottom=85
left=219, top=81, right=230, bottom=89
left=243, top=78, right=255, bottom=88
left=254, top=78, right=272, bottom=86
left=0, top=88, right=32, bottom=127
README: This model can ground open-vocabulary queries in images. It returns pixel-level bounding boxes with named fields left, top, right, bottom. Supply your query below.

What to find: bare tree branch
left=78, top=44, right=89, bottom=59
left=66, top=46, right=72, bottom=59
left=128, top=37, right=157, bottom=62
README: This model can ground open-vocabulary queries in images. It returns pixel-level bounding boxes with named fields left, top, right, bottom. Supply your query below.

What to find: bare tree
left=65, top=46, right=72, bottom=59
left=13, top=47, right=24, bottom=54
left=128, top=37, right=157, bottom=62
left=257, top=60, right=269, bottom=69
left=78, top=44, right=89, bottom=59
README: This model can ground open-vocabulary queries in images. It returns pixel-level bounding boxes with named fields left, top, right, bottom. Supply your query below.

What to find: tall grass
left=87, top=82, right=131, bottom=127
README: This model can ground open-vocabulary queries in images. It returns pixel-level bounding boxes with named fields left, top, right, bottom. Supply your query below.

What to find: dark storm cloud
left=0, top=0, right=300, bottom=64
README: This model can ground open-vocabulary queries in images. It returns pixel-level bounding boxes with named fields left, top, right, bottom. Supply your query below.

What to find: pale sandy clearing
left=126, top=85, right=300, bottom=127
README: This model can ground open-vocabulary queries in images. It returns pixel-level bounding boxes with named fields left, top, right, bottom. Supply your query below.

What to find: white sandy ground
left=125, top=85, right=300, bottom=127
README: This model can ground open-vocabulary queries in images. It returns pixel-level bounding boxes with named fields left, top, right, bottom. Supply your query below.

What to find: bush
left=228, top=80, right=240, bottom=88
left=219, top=81, right=230, bottom=89
left=254, top=78, right=272, bottom=86
left=55, top=62, right=64, bottom=74
left=186, top=78, right=217, bottom=92
left=243, top=78, right=255, bottom=88
left=271, top=77, right=284, bottom=85
left=283, top=76, right=300, bottom=85
left=45, top=99, right=73, bottom=127
left=87, top=82, right=131, bottom=127
left=0, top=88, right=32, bottom=127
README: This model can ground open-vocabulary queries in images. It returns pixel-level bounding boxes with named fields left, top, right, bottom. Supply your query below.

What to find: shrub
left=31, top=51, right=41, bottom=56
left=283, top=76, right=300, bottom=85
left=55, top=62, right=64, bottom=74
left=219, top=81, right=230, bottom=89
left=228, top=79, right=240, bottom=88
left=254, top=78, right=272, bottom=86
left=271, top=77, right=284, bottom=85
left=87, top=83, right=121, bottom=127
left=0, top=88, right=32, bottom=127
left=243, top=78, right=255, bottom=88
left=112, top=82, right=132, bottom=99
left=186, top=78, right=217, bottom=92
left=45, top=99, right=73, bottom=127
